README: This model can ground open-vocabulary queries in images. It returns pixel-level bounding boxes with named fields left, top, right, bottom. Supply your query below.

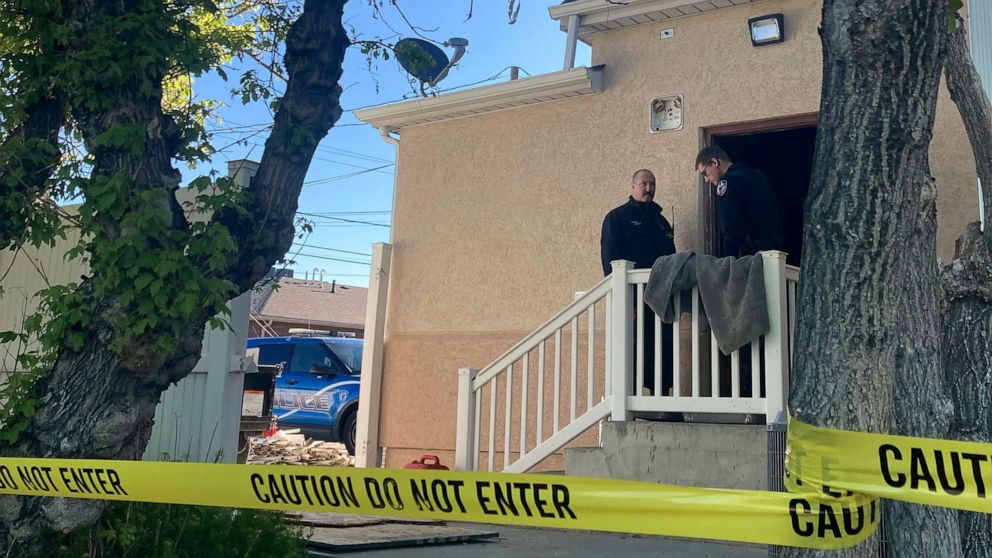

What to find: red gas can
left=403, top=454, right=449, bottom=470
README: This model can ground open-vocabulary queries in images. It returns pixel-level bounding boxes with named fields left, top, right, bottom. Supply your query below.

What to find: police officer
left=694, top=147, right=782, bottom=402
left=600, top=169, right=676, bottom=397
left=600, top=169, right=676, bottom=275
left=694, top=146, right=783, bottom=258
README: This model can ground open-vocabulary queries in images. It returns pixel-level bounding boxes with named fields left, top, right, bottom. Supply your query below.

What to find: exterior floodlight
left=748, top=14, right=784, bottom=46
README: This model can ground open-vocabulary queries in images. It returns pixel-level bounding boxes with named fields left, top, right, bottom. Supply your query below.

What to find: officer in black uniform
left=600, top=169, right=676, bottom=396
left=694, top=145, right=783, bottom=258
left=695, top=146, right=784, bottom=401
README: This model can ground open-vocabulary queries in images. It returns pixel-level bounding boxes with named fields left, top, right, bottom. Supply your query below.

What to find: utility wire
left=209, top=132, right=395, bottom=178
left=298, top=211, right=391, bottom=227
left=302, top=165, right=395, bottom=186
left=304, top=210, right=391, bottom=216
left=293, top=252, right=371, bottom=265
left=291, top=243, right=372, bottom=257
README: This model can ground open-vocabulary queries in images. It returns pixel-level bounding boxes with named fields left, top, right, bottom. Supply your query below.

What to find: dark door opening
left=707, top=122, right=817, bottom=267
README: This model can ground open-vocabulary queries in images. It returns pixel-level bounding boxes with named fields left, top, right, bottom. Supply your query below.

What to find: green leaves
left=949, top=0, right=964, bottom=29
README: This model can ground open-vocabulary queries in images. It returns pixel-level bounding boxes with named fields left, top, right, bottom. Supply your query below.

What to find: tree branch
left=944, top=13, right=992, bottom=227
left=211, top=0, right=349, bottom=294
left=0, top=93, right=67, bottom=250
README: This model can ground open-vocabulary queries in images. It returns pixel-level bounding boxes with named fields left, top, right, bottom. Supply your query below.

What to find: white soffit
left=353, top=66, right=604, bottom=130
left=549, top=0, right=764, bottom=43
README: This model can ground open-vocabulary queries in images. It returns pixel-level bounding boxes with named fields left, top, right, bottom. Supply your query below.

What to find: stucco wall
left=377, top=0, right=978, bottom=466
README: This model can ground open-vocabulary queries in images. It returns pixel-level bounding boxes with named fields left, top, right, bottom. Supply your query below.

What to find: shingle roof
left=254, top=278, right=368, bottom=329
left=250, top=269, right=294, bottom=314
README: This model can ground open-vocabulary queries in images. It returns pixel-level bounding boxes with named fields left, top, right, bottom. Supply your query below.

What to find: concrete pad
left=308, top=523, right=766, bottom=557
left=305, top=523, right=498, bottom=552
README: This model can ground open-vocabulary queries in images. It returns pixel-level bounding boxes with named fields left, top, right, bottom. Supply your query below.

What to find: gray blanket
left=643, top=252, right=769, bottom=355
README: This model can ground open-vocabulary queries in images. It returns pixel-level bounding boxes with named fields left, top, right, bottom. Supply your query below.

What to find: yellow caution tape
left=0, top=456, right=877, bottom=550
left=7, top=417, right=989, bottom=550
left=788, top=417, right=992, bottom=513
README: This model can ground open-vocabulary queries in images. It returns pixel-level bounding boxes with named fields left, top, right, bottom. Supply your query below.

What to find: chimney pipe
left=331, top=280, right=337, bottom=293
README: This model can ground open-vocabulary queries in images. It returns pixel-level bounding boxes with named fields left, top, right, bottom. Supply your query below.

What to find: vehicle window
left=257, top=344, right=293, bottom=366
left=326, top=343, right=362, bottom=374
left=290, top=343, right=340, bottom=373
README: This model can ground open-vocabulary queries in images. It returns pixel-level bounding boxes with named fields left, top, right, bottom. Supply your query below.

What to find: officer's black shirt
left=716, top=164, right=783, bottom=258
left=600, top=196, right=676, bottom=276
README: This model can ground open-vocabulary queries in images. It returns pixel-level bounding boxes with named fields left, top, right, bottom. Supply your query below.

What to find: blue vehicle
left=247, top=334, right=363, bottom=454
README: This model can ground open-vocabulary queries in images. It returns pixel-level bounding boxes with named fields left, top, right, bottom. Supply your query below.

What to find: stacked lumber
left=247, top=429, right=354, bottom=466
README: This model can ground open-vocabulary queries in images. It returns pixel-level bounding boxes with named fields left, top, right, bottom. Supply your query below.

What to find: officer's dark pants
left=718, top=343, right=765, bottom=398
left=637, top=304, right=674, bottom=396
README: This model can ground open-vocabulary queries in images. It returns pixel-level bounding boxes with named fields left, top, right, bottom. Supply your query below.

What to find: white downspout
left=563, top=15, right=579, bottom=71
left=379, top=127, right=400, bottom=243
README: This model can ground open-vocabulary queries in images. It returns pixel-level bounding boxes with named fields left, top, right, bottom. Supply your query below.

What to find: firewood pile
left=247, top=429, right=354, bottom=466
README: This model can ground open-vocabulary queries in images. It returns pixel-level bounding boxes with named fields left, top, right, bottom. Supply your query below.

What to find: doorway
left=703, top=114, right=818, bottom=267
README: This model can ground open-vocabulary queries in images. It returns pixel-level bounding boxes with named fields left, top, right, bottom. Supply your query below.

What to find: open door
left=702, top=114, right=818, bottom=267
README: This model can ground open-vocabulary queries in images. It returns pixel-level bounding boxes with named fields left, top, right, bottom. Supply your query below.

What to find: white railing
left=456, top=251, right=798, bottom=472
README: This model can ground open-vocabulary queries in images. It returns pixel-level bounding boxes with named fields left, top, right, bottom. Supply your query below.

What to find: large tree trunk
left=941, top=13, right=992, bottom=558
left=785, top=1, right=949, bottom=557
left=0, top=0, right=349, bottom=554
left=885, top=160, right=960, bottom=558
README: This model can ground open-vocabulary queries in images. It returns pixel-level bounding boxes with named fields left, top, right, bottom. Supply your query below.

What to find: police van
left=247, top=330, right=362, bottom=455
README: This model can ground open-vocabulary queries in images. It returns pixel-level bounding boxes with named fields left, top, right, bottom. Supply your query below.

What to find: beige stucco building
left=356, top=0, right=981, bottom=468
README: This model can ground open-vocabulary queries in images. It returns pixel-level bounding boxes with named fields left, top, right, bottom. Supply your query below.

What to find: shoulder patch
left=716, top=179, right=728, bottom=197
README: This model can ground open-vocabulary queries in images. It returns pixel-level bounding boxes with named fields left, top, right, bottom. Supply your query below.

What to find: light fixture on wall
left=748, top=14, right=785, bottom=46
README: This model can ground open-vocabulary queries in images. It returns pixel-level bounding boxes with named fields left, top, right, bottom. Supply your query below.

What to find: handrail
left=785, top=265, right=799, bottom=283
left=472, top=275, right=612, bottom=388
left=456, top=252, right=798, bottom=473
left=504, top=399, right=611, bottom=473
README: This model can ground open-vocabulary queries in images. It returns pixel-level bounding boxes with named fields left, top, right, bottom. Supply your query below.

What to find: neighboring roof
left=250, top=268, right=294, bottom=314
left=254, top=278, right=368, bottom=330
left=354, top=66, right=604, bottom=130
left=549, top=0, right=764, bottom=43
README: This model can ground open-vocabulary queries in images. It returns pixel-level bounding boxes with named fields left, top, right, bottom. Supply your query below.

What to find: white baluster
left=455, top=367, right=478, bottom=470
left=610, top=260, right=633, bottom=421
left=504, top=365, right=513, bottom=470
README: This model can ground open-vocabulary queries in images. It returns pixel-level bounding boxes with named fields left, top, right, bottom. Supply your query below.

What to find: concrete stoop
left=565, top=421, right=768, bottom=490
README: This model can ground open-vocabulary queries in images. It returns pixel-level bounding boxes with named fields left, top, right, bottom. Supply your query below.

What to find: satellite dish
left=394, top=37, right=470, bottom=94
left=394, top=38, right=448, bottom=84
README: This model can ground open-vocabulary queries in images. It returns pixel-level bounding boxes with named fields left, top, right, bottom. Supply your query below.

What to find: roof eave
left=548, top=0, right=764, bottom=42
left=353, top=65, right=604, bottom=131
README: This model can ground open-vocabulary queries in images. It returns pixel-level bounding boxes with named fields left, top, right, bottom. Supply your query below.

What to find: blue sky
left=187, top=1, right=590, bottom=287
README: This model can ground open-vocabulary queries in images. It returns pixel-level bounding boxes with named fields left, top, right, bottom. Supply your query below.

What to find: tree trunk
left=885, top=160, right=960, bottom=558
left=942, top=227, right=992, bottom=558
left=785, top=1, right=949, bottom=557
left=0, top=0, right=349, bottom=554
left=941, top=13, right=992, bottom=558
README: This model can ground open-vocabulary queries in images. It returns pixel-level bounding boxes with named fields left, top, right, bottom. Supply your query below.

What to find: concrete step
left=564, top=421, right=769, bottom=490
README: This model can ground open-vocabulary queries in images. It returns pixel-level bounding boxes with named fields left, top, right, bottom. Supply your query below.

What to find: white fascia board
left=353, top=66, right=604, bottom=131
left=549, top=0, right=758, bottom=39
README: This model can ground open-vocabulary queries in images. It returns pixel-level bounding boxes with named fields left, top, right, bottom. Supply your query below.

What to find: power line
left=311, top=210, right=392, bottom=217
left=290, top=243, right=372, bottom=257
left=317, top=145, right=392, bottom=165
left=292, top=252, right=371, bottom=265
left=288, top=273, right=371, bottom=277
left=210, top=132, right=394, bottom=174
left=311, top=154, right=394, bottom=174
left=302, top=165, right=395, bottom=186
left=298, top=211, right=391, bottom=227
